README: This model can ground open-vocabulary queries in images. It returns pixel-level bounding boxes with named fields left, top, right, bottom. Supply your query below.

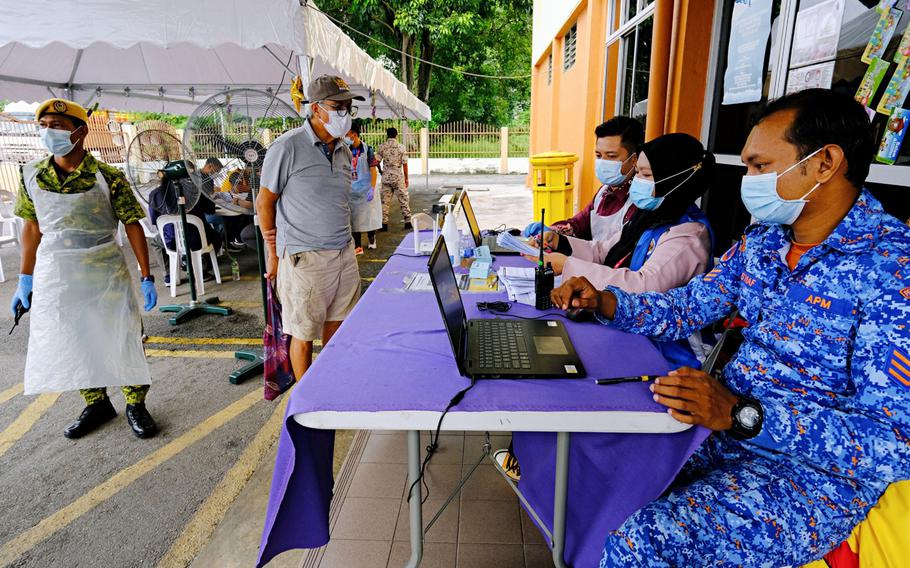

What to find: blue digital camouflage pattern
left=597, top=190, right=910, bottom=567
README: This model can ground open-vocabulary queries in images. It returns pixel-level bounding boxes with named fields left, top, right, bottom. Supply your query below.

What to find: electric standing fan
left=125, top=129, right=232, bottom=325
left=182, top=89, right=304, bottom=384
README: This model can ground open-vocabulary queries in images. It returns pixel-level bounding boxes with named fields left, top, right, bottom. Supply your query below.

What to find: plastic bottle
left=231, top=258, right=240, bottom=281
left=441, top=203, right=461, bottom=265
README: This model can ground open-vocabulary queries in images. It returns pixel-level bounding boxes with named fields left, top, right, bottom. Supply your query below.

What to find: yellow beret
left=36, top=98, right=89, bottom=124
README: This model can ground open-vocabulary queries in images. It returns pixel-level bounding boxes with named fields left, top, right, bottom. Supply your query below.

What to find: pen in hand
left=594, top=375, right=658, bottom=385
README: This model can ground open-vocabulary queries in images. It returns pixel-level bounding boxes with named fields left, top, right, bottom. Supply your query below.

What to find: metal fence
left=359, top=120, right=529, bottom=159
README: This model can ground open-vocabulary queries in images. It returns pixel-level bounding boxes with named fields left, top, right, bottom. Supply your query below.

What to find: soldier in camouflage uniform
left=375, top=127, right=411, bottom=230
left=552, top=89, right=910, bottom=566
left=13, top=99, right=159, bottom=440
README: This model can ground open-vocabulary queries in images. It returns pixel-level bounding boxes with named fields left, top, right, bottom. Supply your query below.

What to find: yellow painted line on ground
left=146, top=349, right=239, bottom=359
left=145, top=336, right=263, bottom=346
left=0, top=389, right=263, bottom=567
left=0, top=393, right=61, bottom=460
left=237, top=274, right=260, bottom=281
left=157, top=393, right=290, bottom=568
left=362, top=277, right=375, bottom=282
left=361, top=259, right=387, bottom=263
left=0, top=384, right=24, bottom=406
left=218, top=301, right=262, bottom=309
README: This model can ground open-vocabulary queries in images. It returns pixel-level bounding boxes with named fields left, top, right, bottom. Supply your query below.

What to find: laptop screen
left=458, top=190, right=483, bottom=247
left=428, top=238, right=467, bottom=365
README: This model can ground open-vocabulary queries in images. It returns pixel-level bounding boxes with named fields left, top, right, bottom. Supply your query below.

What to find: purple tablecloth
left=257, top=234, right=709, bottom=567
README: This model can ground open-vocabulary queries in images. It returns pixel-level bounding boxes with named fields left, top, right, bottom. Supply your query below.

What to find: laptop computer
left=457, top=189, right=522, bottom=255
left=428, top=237, right=586, bottom=379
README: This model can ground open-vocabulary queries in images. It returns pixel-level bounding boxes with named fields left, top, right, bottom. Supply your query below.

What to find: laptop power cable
left=406, top=378, right=477, bottom=504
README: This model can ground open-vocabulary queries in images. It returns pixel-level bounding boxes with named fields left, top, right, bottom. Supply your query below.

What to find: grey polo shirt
left=261, top=120, right=353, bottom=255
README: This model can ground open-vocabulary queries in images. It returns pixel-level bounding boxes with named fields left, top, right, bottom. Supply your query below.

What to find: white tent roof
left=0, top=0, right=430, bottom=120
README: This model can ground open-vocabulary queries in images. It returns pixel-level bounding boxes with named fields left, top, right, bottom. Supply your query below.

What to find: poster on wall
left=790, top=0, right=847, bottom=68
left=861, top=7, right=903, bottom=64
left=895, top=25, right=910, bottom=66
left=786, top=61, right=836, bottom=94
left=855, top=57, right=892, bottom=106
left=722, top=0, right=773, bottom=105
left=875, top=107, right=910, bottom=164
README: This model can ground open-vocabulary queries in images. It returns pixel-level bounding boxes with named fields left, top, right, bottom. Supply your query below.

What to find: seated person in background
left=523, top=116, right=643, bottom=241
left=220, top=169, right=255, bottom=251
left=551, top=88, right=910, bottom=567
left=148, top=177, right=221, bottom=280
left=532, top=133, right=714, bottom=294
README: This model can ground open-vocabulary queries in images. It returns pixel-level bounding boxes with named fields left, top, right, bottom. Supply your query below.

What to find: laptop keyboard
left=476, top=320, right=531, bottom=370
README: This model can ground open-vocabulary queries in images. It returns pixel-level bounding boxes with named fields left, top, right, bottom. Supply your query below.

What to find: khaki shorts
left=276, top=242, right=361, bottom=341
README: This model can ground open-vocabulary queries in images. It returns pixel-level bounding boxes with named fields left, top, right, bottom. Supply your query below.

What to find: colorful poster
left=895, top=25, right=910, bottom=66
left=790, top=0, right=846, bottom=68
left=877, top=0, right=898, bottom=13
left=786, top=61, right=836, bottom=94
left=862, top=8, right=903, bottom=64
left=875, top=108, right=910, bottom=164
left=877, top=60, right=910, bottom=114
left=722, top=0, right=773, bottom=105
left=856, top=57, right=891, bottom=106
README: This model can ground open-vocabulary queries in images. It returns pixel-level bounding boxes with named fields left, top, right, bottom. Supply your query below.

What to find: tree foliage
left=315, top=0, right=531, bottom=126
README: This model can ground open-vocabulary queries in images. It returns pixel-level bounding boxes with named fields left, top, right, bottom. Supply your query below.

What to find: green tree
left=316, top=0, right=531, bottom=125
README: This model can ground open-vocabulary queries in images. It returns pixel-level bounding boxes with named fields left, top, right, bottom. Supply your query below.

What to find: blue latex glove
left=522, top=221, right=551, bottom=238
left=11, top=274, right=32, bottom=317
left=141, top=279, right=157, bottom=312
left=367, top=186, right=375, bottom=201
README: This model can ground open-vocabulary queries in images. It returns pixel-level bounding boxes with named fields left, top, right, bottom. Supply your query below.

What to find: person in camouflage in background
left=376, top=127, right=411, bottom=231
left=551, top=89, right=910, bottom=566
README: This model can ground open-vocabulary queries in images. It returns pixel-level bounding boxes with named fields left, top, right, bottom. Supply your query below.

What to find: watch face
left=737, top=406, right=760, bottom=429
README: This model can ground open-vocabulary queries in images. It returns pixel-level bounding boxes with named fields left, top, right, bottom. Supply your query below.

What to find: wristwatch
left=729, top=395, right=763, bottom=440
left=141, top=275, right=155, bottom=283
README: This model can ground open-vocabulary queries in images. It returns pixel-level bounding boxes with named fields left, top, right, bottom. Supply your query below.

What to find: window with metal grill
left=563, top=23, right=577, bottom=71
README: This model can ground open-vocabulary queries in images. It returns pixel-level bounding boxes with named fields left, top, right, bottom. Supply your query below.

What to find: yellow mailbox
left=529, top=151, right=579, bottom=225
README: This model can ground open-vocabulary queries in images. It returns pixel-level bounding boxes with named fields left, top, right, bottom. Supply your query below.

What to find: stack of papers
left=496, top=232, right=540, bottom=256
left=497, top=266, right=537, bottom=306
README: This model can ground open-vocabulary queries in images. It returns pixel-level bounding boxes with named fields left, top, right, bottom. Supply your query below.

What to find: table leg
left=405, top=430, right=423, bottom=568
left=552, top=431, right=570, bottom=568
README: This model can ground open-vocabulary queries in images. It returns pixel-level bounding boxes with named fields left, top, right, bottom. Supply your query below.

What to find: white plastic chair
left=0, top=193, right=22, bottom=283
left=155, top=214, right=222, bottom=297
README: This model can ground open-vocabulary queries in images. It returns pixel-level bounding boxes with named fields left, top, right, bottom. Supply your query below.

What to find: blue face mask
left=39, top=127, right=78, bottom=157
left=629, top=163, right=699, bottom=211
left=740, top=148, right=823, bottom=225
left=595, top=155, right=632, bottom=186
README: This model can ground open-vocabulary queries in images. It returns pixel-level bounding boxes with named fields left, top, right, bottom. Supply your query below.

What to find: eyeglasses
left=318, top=102, right=358, bottom=118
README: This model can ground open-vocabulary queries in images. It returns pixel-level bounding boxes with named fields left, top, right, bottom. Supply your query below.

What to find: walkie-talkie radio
left=534, top=208, right=554, bottom=310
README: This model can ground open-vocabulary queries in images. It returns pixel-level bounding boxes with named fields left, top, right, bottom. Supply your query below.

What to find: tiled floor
left=313, top=430, right=555, bottom=568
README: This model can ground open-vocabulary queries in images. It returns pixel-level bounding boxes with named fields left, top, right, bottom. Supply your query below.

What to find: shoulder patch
left=888, top=347, right=910, bottom=387
left=901, top=287, right=910, bottom=300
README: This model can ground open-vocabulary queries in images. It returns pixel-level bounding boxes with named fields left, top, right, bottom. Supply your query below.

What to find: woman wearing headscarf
left=533, top=133, right=715, bottom=293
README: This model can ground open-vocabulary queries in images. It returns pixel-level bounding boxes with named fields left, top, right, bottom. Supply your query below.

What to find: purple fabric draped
left=257, top=233, right=708, bottom=567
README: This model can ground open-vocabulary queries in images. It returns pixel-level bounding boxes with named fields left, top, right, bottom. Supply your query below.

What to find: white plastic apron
left=589, top=186, right=634, bottom=242
left=350, top=143, right=382, bottom=232
left=22, top=164, right=150, bottom=394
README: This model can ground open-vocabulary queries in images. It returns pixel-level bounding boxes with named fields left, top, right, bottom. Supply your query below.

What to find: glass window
left=547, top=53, right=553, bottom=85
left=564, top=24, right=578, bottom=72
left=619, top=15, right=654, bottom=125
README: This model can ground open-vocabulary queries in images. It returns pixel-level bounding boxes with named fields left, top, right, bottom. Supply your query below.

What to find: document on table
left=496, top=232, right=540, bottom=256
left=403, top=272, right=500, bottom=293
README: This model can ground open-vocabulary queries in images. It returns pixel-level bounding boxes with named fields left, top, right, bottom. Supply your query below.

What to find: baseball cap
left=36, top=98, right=90, bottom=124
left=307, top=75, right=365, bottom=103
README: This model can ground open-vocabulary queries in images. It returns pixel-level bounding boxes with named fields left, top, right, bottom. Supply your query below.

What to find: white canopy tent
left=0, top=0, right=430, bottom=121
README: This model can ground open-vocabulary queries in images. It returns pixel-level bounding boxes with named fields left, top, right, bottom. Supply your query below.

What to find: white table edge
left=292, top=410, right=692, bottom=434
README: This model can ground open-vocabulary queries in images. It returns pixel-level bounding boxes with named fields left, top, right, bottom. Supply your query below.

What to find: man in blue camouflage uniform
left=552, top=89, right=910, bottom=566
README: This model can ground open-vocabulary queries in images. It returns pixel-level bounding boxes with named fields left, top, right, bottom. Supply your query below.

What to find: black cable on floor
left=406, top=378, right=477, bottom=504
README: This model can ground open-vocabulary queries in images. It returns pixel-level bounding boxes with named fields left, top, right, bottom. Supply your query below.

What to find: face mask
left=39, top=127, right=78, bottom=157
left=343, top=137, right=354, bottom=146
left=595, top=155, right=631, bottom=186
left=318, top=104, right=353, bottom=140
left=740, top=148, right=823, bottom=225
left=629, top=163, right=699, bottom=211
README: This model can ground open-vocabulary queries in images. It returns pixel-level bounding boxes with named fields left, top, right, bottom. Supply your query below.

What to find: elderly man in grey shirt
left=258, top=75, right=365, bottom=380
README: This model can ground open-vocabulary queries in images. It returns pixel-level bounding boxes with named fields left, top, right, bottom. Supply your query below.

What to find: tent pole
left=425, top=119, right=429, bottom=191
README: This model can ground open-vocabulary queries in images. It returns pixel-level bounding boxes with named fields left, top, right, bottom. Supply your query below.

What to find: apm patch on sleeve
left=888, top=347, right=910, bottom=387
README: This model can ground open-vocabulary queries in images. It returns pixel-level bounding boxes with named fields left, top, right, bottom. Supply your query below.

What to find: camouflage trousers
left=600, top=434, right=882, bottom=567
left=80, top=385, right=149, bottom=406
left=381, top=179, right=411, bottom=224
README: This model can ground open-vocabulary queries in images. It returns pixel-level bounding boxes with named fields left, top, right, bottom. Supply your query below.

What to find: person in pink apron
left=11, top=99, right=159, bottom=439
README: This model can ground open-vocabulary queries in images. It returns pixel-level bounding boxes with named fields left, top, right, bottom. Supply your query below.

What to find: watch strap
left=729, top=395, right=763, bottom=440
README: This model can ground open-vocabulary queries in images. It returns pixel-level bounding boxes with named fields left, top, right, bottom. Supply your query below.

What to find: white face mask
left=318, top=104, right=353, bottom=140
left=595, top=154, right=633, bottom=186
left=740, top=148, right=823, bottom=225
left=39, top=127, right=78, bottom=157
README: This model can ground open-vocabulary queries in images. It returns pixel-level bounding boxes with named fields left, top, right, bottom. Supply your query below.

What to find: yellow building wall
left=530, top=0, right=717, bottom=214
